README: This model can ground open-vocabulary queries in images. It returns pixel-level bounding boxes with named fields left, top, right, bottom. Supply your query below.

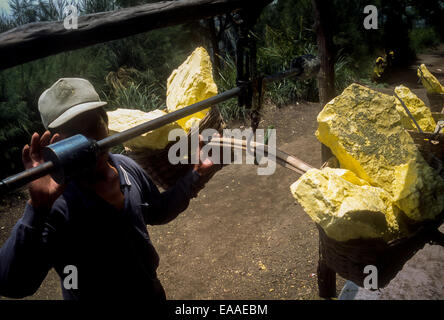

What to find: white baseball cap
left=38, top=78, right=107, bottom=129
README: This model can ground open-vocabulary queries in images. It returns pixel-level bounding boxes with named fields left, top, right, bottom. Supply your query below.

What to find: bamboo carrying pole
left=206, top=137, right=313, bottom=174
left=206, top=142, right=308, bottom=174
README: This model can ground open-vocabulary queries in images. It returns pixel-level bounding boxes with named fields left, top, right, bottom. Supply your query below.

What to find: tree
left=312, top=0, right=335, bottom=106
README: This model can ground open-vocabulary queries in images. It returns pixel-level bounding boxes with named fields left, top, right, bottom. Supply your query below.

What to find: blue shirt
left=0, top=153, right=201, bottom=300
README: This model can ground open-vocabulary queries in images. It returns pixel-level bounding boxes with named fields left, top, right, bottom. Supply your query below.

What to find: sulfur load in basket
left=290, top=83, right=444, bottom=243
left=107, top=47, right=224, bottom=189
left=166, top=47, right=218, bottom=131
left=290, top=168, right=404, bottom=242
left=107, top=109, right=183, bottom=150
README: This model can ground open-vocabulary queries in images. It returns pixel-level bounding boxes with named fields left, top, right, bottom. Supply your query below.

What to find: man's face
left=55, top=109, right=111, bottom=177
left=57, top=109, right=109, bottom=141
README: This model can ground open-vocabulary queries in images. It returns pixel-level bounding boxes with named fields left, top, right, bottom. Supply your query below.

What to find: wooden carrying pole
left=0, top=0, right=272, bottom=70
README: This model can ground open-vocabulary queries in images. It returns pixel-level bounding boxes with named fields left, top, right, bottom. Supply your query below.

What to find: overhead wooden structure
left=0, top=0, right=272, bottom=70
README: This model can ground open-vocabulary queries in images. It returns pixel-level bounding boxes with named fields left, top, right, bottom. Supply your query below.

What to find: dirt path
left=151, top=101, right=330, bottom=300
left=1, top=45, right=444, bottom=300
left=370, top=44, right=444, bottom=98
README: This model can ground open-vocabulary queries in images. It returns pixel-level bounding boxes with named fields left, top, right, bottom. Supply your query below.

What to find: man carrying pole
left=0, top=78, right=216, bottom=300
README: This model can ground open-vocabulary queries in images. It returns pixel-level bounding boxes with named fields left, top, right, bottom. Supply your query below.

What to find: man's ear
left=97, top=107, right=109, bottom=136
left=99, top=107, right=108, bottom=126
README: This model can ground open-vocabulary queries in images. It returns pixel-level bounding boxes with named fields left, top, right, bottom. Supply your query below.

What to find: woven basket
left=126, top=107, right=225, bottom=190
left=432, top=112, right=444, bottom=122
left=407, top=130, right=444, bottom=176
left=317, top=212, right=444, bottom=292
left=407, top=113, right=443, bottom=176
left=427, top=92, right=444, bottom=113
left=317, top=139, right=444, bottom=297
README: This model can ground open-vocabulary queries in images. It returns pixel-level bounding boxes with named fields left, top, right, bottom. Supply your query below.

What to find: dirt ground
left=1, top=45, right=444, bottom=300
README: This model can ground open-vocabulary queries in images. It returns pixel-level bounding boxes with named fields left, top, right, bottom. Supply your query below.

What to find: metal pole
left=0, top=161, right=55, bottom=194
left=98, top=87, right=241, bottom=150
left=394, top=93, right=423, bottom=134
left=0, top=87, right=242, bottom=194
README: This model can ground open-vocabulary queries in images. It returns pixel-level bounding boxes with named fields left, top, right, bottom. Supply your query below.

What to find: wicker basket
left=432, top=112, right=444, bottom=122
left=126, top=107, right=225, bottom=190
left=317, top=213, right=444, bottom=297
left=317, top=136, right=444, bottom=298
left=427, top=92, right=444, bottom=113
left=407, top=130, right=444, bottom=176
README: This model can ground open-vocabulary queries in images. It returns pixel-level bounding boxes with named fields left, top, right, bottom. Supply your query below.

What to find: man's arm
left=131, top=133, right=221, bottom=225
left=141, top=168, right=202, bottom=225
left=0, top=203, right=52, bottom=298
left=0, top=131, right=64, bottom=298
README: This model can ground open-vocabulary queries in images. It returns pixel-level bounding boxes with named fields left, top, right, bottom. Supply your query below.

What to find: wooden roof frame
left=0, top=0, right=272, bottom=70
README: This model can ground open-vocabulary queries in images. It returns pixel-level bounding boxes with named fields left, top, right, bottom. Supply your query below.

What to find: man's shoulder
left=110, top=153, right=143, bottom=171
left=109, top=153, right=148, bottom=182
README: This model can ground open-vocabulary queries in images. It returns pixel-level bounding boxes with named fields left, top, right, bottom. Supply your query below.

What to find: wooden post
left=312, top=0, right=337, bottom=299
left=312, top=0, right=336, bottom=165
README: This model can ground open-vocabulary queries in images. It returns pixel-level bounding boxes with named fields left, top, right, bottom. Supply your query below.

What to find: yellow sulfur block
left=332, top=168, right=371, bottom=186
left=290, top=168, right=404, bottom=242
left=316, top=83, right=444, bottom=222
left=394, top=85, right=436, bottom=132
left=166, top=47, right=218, bottom=132
left=183, top=117, right=202, bottom=132
left=107, top=108, right=183, bottom=150
left=417, top=64, right=444, bottom=94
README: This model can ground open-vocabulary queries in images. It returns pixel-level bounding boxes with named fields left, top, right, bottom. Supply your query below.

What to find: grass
left=216, top=54, right=246, bottom=121
left=104, top=82, right=164, bottom=112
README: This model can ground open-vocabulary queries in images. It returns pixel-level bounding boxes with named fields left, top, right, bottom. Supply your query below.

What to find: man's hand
left=193, top=133, right=221, bottom=177
left=22, top=131, right=65, bottom=210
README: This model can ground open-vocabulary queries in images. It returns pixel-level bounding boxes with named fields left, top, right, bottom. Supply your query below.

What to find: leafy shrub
left=0, top=96, right=37, bottom=177
left=334, top=55, right=357, bottom=93
left=409, top=27, right=440, bottom=53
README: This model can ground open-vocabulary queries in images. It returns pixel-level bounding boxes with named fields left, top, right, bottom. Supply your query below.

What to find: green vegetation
left=0, top=0, right=443, bottom=176
left=409, top=27, right=441, bottom=53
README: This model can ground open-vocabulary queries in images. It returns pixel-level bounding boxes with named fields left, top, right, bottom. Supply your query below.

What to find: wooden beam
left=0, top=0, right=272, bottom=70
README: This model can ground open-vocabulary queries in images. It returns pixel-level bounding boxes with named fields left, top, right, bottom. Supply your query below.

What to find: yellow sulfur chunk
left=316, top=83, right=444, bottom=222
left=183, top=117, right=201, bottom=132
left=290, top=168, right=404, bottom=242
left=417, top=64, right=444, bottom=94
left=107, top=108, right=183, bottom=150
left=394, top=85, right=436, bottom=132
left=166, top=47, right=218, bottom=132
left=333, top=168, right=371, bottom=186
